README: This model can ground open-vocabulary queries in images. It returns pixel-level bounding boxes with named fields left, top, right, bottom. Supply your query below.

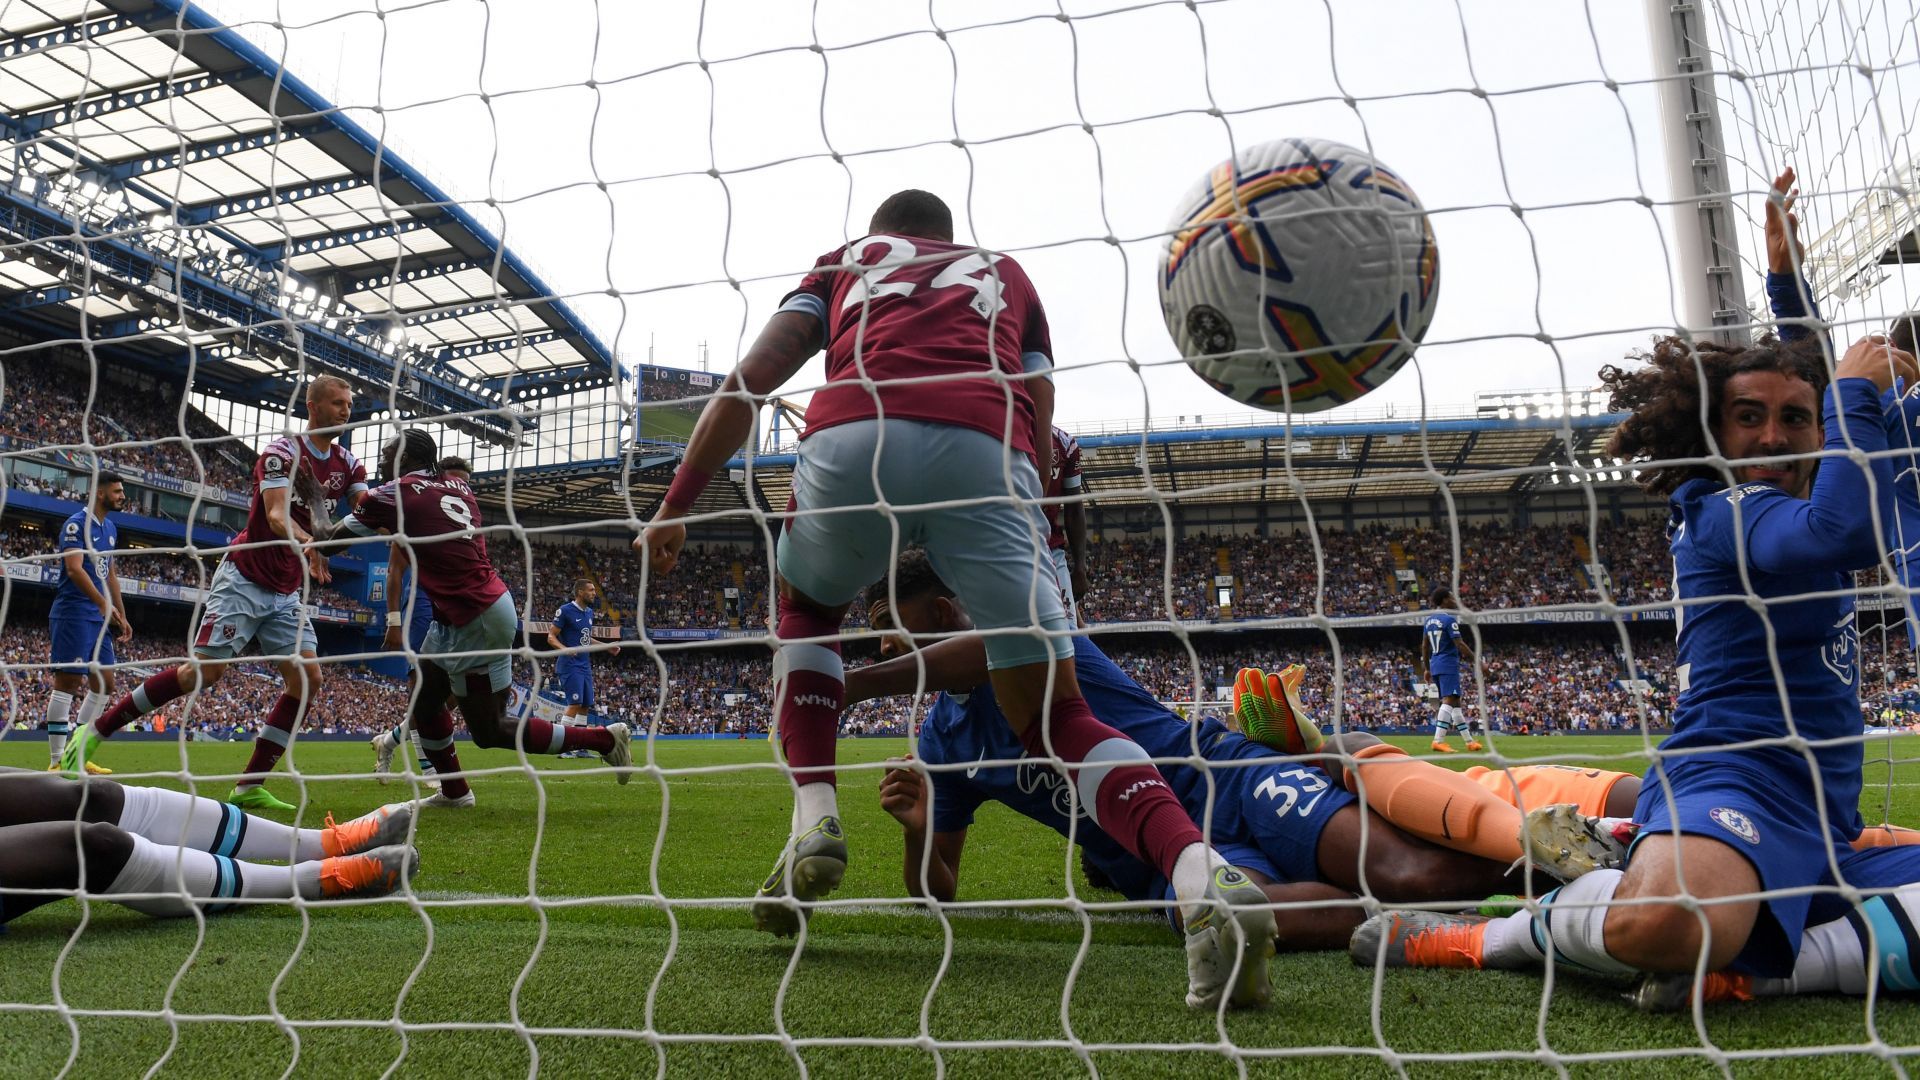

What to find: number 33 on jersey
left=779, top=233, right=1056, bottom=460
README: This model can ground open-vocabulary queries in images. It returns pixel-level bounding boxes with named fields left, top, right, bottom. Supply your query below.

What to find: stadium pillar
left=1643, top=0, right=1748, bottom=343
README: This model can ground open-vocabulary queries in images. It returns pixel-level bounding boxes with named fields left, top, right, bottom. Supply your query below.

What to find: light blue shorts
left=193, top=559, right=315, bottom=660
left=424, top=592, right=517, bottom=694
left=777, top=419, right=1071, bottom=670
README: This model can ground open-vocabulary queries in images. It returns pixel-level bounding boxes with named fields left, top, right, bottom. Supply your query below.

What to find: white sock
left=795, top=781, right=838, bottom=826
left=1481, top=908, right=1550, bottom=969
left=1541, top=869, right=1639, bottom=976
left=1170, top=841, right=1230, bottom=913
left=77, top=690, right=109, bottom=728
left=115, top=784, right=326, bottom=862
left=104, top=832, right=302, bottom=917
left=45, top=690, right=73, bottom=761
left=1432, top=707, right=1450, bottom=740
left=1765, top=885, right=1920, bottom=995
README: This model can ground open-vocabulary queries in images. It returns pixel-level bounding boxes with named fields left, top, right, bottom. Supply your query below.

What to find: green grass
left=4, top=735, right=1920, bottom=1079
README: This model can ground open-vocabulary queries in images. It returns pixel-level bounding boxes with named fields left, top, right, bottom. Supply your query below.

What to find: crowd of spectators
left=471, top=519, right=1685, bottom=631
left=0, top=354, right=257, bottom=494
left=0, top=623, right=408, bottom=739
left=1097, top=630, right=1678, bottom=734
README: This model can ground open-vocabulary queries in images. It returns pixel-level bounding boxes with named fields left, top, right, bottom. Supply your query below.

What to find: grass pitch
left=3, top=734, right=1919, bottom=1079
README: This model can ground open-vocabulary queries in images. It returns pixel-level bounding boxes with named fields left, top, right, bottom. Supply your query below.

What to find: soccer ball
left=1159, top=137, right=1440, bottom=413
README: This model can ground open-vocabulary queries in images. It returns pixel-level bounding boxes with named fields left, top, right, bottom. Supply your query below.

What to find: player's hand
left=382, top=626, right=404, bottom=652
left=306, top=548, right=333, bottom=585
left=610, top=645, right=622, bottom=657
left=639, top=513, right=688, bottom=576
left=111, top=610, right=132, bottom=642
left=879, top=758, right=927, bottom=833
left=1765, top=166, right=1804, bottom=274
left=1837, top=335, right=1920, bottom=393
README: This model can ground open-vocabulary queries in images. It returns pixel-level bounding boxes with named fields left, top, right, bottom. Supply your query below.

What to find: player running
left=63, top=376, right=367, bottom=811
left=1420, top=587, right=1478, bottom=752
left=372, top=456, right=475, bottom=787
left=1043, top=424, right=1089, bottom=625
left=1, top=768, right=416, bottom=926
left=323, top=430, right=632, bottom=808
left=855, top=550, right=1532, bottom=952
left=43, top=472, right=129, bottom=775
left=639, top=190, right=1277, bottom=1009
left=1353, top=329, right=1920, bottom=996
left=547, top=579, right=620, bottom=754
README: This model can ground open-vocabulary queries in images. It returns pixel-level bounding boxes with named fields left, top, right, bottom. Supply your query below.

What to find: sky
left=190, top=0, right=1920, bottom=441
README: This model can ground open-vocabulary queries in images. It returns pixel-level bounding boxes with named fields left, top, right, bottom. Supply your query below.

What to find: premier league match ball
left=1159, top=137, right=1440, bottom=413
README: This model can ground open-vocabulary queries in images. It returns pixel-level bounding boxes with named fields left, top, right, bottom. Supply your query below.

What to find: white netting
left=1, top=0, right=1918, bottom=1075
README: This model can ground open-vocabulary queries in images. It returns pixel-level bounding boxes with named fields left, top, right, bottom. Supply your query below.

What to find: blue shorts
left=1634, top=756, right=1920, bottom=977
left=778, top=419, right=1070, bottom=671
left=1432, top=672, right=1460, bottom=699
left=50, top=614, right=114, bottom=674
left=1218, top=751, right=1357, bottom=886
left=406, top=608, right=433, bottom=653
left=558, top=666, right=594, bottom=710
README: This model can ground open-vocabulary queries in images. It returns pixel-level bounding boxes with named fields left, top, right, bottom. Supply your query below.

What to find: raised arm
left=639, top=310, right=822, bottom=575
left=1742, top=342, right=1916, bottom=574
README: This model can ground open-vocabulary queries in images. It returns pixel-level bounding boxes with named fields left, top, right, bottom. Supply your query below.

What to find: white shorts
left=193, top=559, right=315, bottom=660
left=1049, top=546, right=1079, bottom=627
left=424, top=592, right=518, bottom=694
left=777, top=419, right=1072, bottom=670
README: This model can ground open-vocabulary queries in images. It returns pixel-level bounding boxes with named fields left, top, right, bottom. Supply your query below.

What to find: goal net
left=0, top=0, right=1917, bottom=1075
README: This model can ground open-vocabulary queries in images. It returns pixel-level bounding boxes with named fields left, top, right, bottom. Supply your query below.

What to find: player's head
left=869, top=190, right=953, bottom=243
left=436, top=455, right=472, bottom=480
left=864, top=547, right=966, bottom=657
left=1892, top=313, right=1920, bottom=358
left=1429, top=586, right=1455, bottom=610
left=305, top=374, right=354, bottom=432
left=1600, top=334, right=1827, bottom=498
left=574, top=578, right=597, bottom=604
left=92, top=471, right=124, bottom=514
left=379, top=428, right=438, bottom=482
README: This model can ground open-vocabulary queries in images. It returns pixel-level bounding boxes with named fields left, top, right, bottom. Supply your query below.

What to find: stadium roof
left=475, top=409, right=1639, bottom=523
left=0, top=0, right=617, bottom=441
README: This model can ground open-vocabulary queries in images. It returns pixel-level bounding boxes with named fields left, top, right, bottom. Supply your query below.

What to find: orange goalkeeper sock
left=1343, top=742, right=1525, bottom=863
left=1852, top=823, right=1920, bottom=849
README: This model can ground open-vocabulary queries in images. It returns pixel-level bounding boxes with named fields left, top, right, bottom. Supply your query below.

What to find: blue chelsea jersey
left=50, top=511, right=115, bottom=619
left=1422, top=612, right=1461, bottom=674
left=1662, top=378, right=1895, bottom=840
left=916, top=637, right=1238, bottom=900
left=552, top=600, right=594, bottom=672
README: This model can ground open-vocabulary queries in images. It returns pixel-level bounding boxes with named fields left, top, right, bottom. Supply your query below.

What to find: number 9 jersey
left=777, top=234, right=1055, bottom=460
left=342, top=469, right=507, bottom=628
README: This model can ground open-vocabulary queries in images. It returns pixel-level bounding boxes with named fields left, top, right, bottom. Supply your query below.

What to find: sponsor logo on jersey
left=1821, top=611, right=1859, bottom=687
left=1709, top=806, right=1760, bottom=845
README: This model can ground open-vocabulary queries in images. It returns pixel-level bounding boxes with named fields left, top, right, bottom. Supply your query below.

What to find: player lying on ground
left=1233, top=666, right=1920, bottom=858
left=1350, top=329, right=1920, bottom=999
left=62, top=376, right=368, bottom=812
left=640, top=189, right=1275, bottom=1009
left=852, top=550, right=1535, bottom=951
left=318, top=430, right=633, bottom=810
left=0, top=768, right=415, bottom=926
left=42, top=470, right=130, bottom=775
